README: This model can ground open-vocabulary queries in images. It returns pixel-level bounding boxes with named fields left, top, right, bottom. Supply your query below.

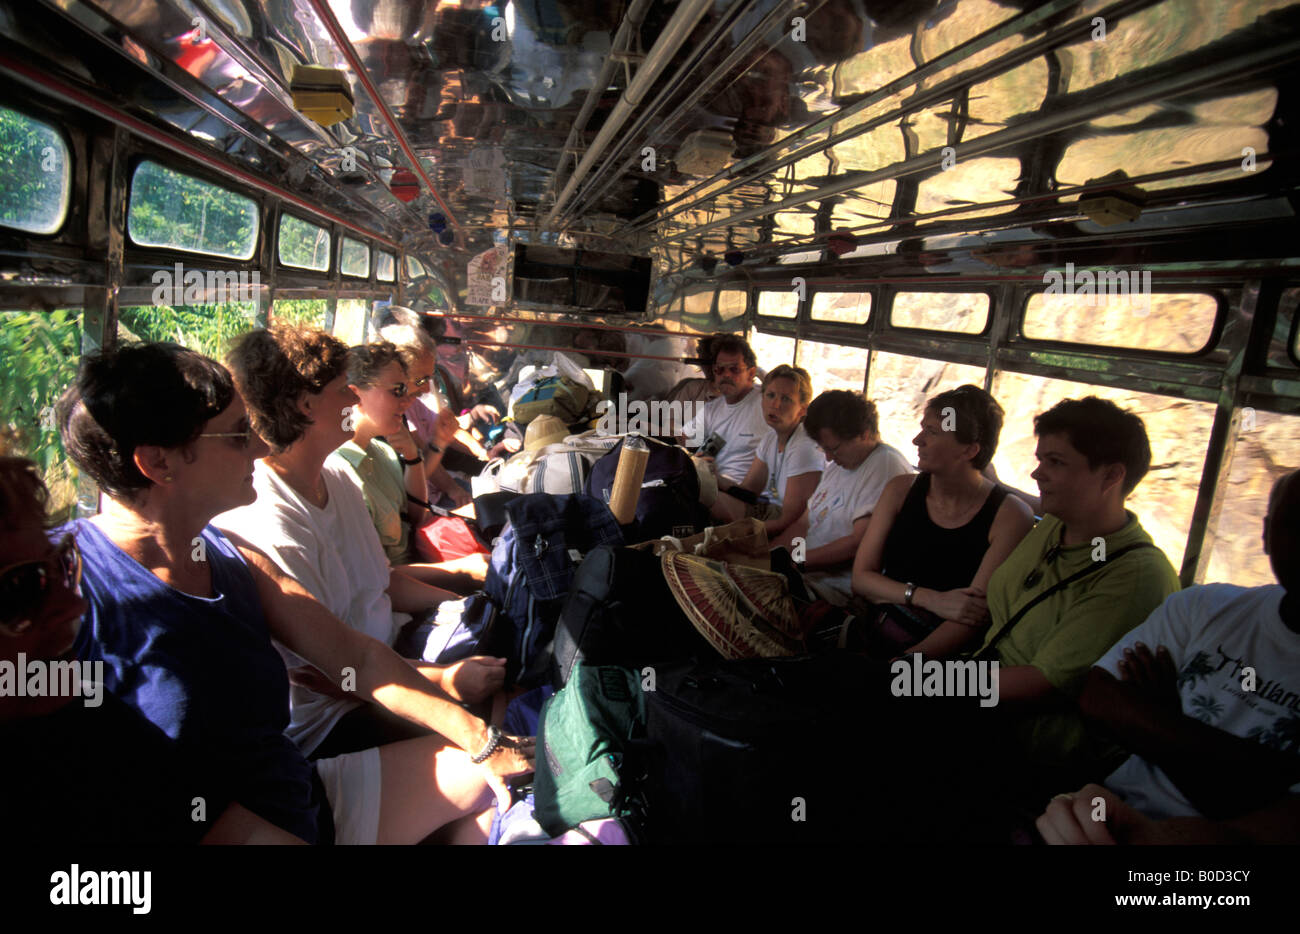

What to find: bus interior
left=2, top=0, right=1300, bottom=850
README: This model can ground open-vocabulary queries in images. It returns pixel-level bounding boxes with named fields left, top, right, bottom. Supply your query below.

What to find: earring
left=164, top=475, right=174, bottom=483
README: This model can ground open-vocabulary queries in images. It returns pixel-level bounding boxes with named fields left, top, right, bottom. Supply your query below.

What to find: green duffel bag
left=512, top=375, right=592, bottom=425
left=533, top=663, right=646, bottom=837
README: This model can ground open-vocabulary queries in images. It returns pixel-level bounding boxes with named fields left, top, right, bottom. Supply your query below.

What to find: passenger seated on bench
left=378, top=319, right=471, bottom=510
left=214, top=326, right=506, bottom=759
left=773, top=390, right=912, bottom=605
left=850, top=385, right=1033, bottom=657
left=680, top=335, right=770, bottom=489
left=710, top=364, right=824, bottom=539
left=57, top=342, right=532, bottom=844
left=0, top=453, right=301, bottom=843
left=1036, top=468, right=1300, bottom=844
left=969, top=396, right=1179, bottom=795
left=329, top=341, right=487, bottom=589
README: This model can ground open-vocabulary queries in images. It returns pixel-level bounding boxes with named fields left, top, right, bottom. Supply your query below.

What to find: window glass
left=796, top=340, right=866, bottom=394
left=0, top=309, right=81, bottom=516
left=0, top=107, right=70, bottom=235
left=1204, top=409, right=1300, bottom=587
left=128, top=161, right=257, bottom=259
left=811, top=291, right=871, bottom=325
left=278, top=214, right=331, bottom=272
left=757, top=291, right=798, bottom=319
left=405, top=256, right=426, bottom=279
left=271, top=300, right=328, bottom=329
left=333, top=299, right=370, bottom=345
left=341, top=237, right=370, bottom=278
left=376, top=251, right=396, bottom=282
left=867, top=352, right=986, bottom=461
left=1023, top=288, right=1216, bottom=353
left=991, top=370, right=1218, bottom=572
left=117, top=302, right=257, bottom=360
left=717, top=289, right=747, bottom=321
left=682, top=292, right=713, bottom=319
left=749, top=330, right=796, bottom=368
left=893, top=292, right=988, bottom=334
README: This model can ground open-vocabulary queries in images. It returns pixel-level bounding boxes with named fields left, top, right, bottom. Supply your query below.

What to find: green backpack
left=512, top=375, right=593, bottom=425
left=533, top=663, right=645, bottom=836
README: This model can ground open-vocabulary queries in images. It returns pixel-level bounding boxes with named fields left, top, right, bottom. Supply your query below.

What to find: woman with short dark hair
left=58, top=341, right=532, bottom=844
left=851, top=385, right=1035, bottom=657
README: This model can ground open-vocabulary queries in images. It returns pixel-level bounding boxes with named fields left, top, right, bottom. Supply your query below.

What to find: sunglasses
left=411, top=375, right=431, bottom=391
left=197, top=427, right=257, bottom=449
left=713, top=363, right=746, bottom=376
left=386, top=382, right=408, bottom=399
left=0, top=534, right=82, bottom=636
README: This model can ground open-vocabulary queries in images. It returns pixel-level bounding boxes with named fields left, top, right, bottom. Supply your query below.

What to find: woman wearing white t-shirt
left=711, top=364, right=824, bottom=539
left=215, top=326, right=509, bottom=760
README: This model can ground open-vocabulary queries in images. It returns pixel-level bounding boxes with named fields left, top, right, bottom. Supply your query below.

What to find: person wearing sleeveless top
left=851, top=385, right=1034, bottom=657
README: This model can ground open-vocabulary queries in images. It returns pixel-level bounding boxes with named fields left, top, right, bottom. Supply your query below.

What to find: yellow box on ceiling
left=290, top=65, right=354, bottom=126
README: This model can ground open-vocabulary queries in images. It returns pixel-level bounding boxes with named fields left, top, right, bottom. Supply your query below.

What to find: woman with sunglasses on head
left=850, top=385, right=1035, bottom=658
left=58, top=342, right=532, bottom=844
left=329, top=342, right=484, bottom=591
left=0, top=453, right=307, bottom=843
left=214, top=326, right=506, bottom=760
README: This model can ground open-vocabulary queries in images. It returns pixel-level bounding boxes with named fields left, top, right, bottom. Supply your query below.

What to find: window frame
left=1018, top=287, right=1224, bottom=358
left=126, top=158, right=260, bottom=260
left=277, top=211, right=333, bottom=274
left=0, top=104, right=73, bottom=238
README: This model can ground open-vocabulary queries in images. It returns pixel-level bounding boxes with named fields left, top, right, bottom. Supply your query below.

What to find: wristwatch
left=397, top=453, right=423, bottom=467
left=904, top=582, right=917, bottom=606
left=471, top=725, right=503, bottom=764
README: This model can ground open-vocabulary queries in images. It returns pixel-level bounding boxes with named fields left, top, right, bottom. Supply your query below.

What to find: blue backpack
left=483, top=494, right=624, bottom=687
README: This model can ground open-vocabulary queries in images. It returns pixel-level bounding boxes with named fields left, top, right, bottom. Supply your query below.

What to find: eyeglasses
left=386, top=382, right=408, bottom=399
left=0, top=534, right=82, bottom=636
left=1023, top=540, right=1064, bottom=590
left=197, top=428, right=257, bottom=449
left=411, top=375, right=431, bottom=391
left=819, top=438, right=844, bottom=457
left=713, top=363, right=745, bottom=376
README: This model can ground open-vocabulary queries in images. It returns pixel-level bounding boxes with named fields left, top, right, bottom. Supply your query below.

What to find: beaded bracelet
left=470, top=725, right=502, bottom=764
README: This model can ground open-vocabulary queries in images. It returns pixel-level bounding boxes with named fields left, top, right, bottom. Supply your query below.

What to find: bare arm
left=765, top=471, right=821, bottom=539
left=1079, top=664, right=1300, bottom=818
left=388, top=565, right=459, bottom=614
left=232, top=540, right=497, bottom=757
left=803, top=514, right=872, bottom=571
left=849, top=474, right=911, bottom=601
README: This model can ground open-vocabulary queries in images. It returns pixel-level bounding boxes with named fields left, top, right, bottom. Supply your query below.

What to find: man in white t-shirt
left=681, top=335, right=770, bottom=487
left=774, top=390, right=913, bottom=605
left=1036, top=469, right=1300, bottom=844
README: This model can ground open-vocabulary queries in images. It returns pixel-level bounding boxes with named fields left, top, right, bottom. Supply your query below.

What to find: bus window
left=717, top=289, right=747, bottom=321
left=405, top=256, right=426, bottom=279
left=796, top=339, right=866, bottom=393
left=1205, top=409, right=1300, bottom=586
left=892, top=292, right=989, bottom=334
left=811, top=291, right=871, bottom=325
left=749, top=330, right=796, bottom=368
left=0, top=309, right=80, bottom=516
left=341, top=237, right=370, bottom=279
left=868, top=351, right=986, bottom=460
left=271, top=300, right=328, bottom=330
left=991, top=370, right=1218, bottom=571
left=1023, top=290, right=1217, bottom=353
left=376, top=251, right=396, bottom=283
left=117, top=302, right=257, bottom=360
left=333, top=299, right=370, bottom=346
left=128, top=161, right=257, bottom=259
left=757, top=291, right=798, bottom=319
left=0, top=107, right=70, bottom=236
left=279, top=214, right=331, bottom=272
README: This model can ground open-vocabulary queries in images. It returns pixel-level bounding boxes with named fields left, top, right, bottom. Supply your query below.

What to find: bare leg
left=375, top=737, right=492, bottom=844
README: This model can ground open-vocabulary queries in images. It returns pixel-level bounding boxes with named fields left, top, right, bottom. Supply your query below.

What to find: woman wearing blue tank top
left=851, top=385, right=1035, bottom=658
left=56, top=342, right=532, bottom=844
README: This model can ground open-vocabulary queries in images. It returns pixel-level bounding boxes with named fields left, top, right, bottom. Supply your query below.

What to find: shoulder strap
left=975, top=542, right=1156, bottom=660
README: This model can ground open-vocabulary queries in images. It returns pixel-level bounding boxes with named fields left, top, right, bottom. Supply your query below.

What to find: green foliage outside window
left=0, top=107, right=70, bottom=235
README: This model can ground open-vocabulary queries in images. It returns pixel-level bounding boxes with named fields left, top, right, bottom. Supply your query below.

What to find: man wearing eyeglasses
left=680, top=335, right=770, bottom=490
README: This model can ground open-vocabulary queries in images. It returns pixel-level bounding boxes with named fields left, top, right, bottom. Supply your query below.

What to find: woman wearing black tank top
left=851, top=386, right=1034, bottom=658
